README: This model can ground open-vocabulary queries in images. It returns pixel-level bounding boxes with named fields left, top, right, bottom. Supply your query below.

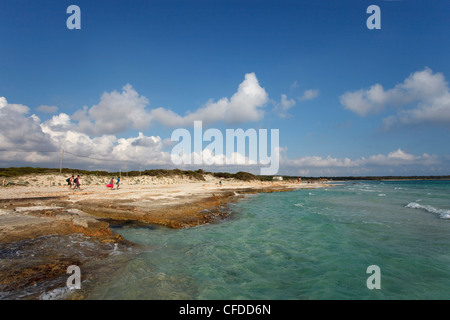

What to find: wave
left=359, top=188, right=376, bottom=192
left=40, top=286, right=72, bottom=300
left=405, top=202, right=450, bottom=219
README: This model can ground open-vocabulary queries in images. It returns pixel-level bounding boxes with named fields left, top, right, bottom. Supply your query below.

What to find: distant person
left=66, top=175, right=74, bottom=190
left=219, top=180, right=222, bottom=188
left=108, top=177, right=114, bottom=190
left=116, top=177, right=120, bottom=190
left=73, top=175, right=81, bottom=190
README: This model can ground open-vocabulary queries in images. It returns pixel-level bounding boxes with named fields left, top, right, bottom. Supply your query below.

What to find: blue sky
left=1, top=0, right=449, bottom=176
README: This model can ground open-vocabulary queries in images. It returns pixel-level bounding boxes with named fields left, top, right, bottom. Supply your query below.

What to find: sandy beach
left=0, top=173, right=327, bottom=299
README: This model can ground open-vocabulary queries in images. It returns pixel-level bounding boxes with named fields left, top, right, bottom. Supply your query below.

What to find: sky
left=1, top=0, right=450, bottom=176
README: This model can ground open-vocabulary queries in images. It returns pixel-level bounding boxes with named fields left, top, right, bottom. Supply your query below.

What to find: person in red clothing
left=66, top=175, right=74, bottom=190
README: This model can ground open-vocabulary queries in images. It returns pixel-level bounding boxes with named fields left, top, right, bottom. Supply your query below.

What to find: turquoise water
left=86, top=180, right=450, bottom=300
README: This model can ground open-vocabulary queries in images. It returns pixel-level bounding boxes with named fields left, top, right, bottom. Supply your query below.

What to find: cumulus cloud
left=0, top=96, right=170, bottom=170
left=67, top=73, right=268, bottom=132
left=0, top=96, right=446, bottom=176
left=0, top=73, right=270, bottom=169
left=340, top=68, right=450, bottom=126
left=150, top=73, right=269, bottom=127
left=40, top=113, right=170, bottom=168
left=365, top=149, right=439, bottom=167
left=288, top=148, right=438, bottom=168
left=283, top=148, right=441, bottom=176
left=339, top=84, right=388, bottom=116
left=0, top=97, right=55, bottom=154
left=112, top=133, right=170, bottom=166
left=72, top=84, right=152, bottom=136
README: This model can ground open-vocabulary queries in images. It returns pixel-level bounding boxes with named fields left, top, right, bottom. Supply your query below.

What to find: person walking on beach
left=73, top=175, right=81, bottom=190
left=116, top=176, right=120, bottom=190
left=66, top=175, right=74, bottom=190
left=109, top=177, right=114, bottom=190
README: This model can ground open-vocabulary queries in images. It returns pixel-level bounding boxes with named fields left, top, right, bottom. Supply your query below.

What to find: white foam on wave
left=109, top=243, right=122, bottom=256
left=39, top=286, right=72, bottom=300
left=359, top=188, right=376, bottom=192
left=405, top=202, right=450, bottom=219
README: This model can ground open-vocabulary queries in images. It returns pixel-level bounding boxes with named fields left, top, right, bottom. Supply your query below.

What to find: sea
left=2, top=180, right=449, bottom=300
left=82, top=180, right=450, bottom=300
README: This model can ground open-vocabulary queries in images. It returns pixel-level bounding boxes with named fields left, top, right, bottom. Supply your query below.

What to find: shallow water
left=0, top=234, right=131, bottom=300
left=83, top=180, right=450, bottom=299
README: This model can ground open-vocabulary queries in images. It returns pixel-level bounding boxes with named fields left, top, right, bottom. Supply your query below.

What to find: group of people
left=66, top=175, right=121, bottom=190
left=66, top=175, right=81, bottom=190
left=107, top=176, right=120, bottom=190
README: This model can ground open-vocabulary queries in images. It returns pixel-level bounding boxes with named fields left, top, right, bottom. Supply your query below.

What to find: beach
left=0, top=173, right=327, bottom=299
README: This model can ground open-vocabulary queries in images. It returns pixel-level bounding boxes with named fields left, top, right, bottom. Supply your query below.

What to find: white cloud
left=68, top=73, right=268, bottom=132
left=150, top=73, right=269, bottom=127
left=37, top=105, right=58, bottom=113
left=392, top=92, right=450, bottom=126
left=0, top=97, right=54, bottom=153
left=298, top=89, right=319, bottom=101
left=364, top=149, right=439, bottom=166
left=0, top=97, right=447, bottom=176
left=112, top=133, right=170, bottom=166
left=0, top=96, right=171, bottom=169
left=339, top=84, right=387, bottom=116
left=283, top=148, right=441, bottom=176
left=280, top=94, right=296, bottom=110
left=274, top=94, right=296, bottom=117
left=340, top=68, right=450, bottom=126
left=274, top=88, right=319, bottom=118
left=288, top=155, right=361, bottom=168
left=72, top=84, right=152, bottom=135
left=0, top=73, right=270, bottom=169
left=40, top=113, right=170, bottom=168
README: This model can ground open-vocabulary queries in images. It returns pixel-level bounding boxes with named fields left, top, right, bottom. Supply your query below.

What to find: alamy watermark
left=66, top=265, right=81, bottom=290
left=66, top=4, right=381, bottom=31
left=366, top=265, right=381, bottom=290
left=170, top=121, right=280, bottom=175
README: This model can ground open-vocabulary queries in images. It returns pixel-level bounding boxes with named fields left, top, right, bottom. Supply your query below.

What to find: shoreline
left=0, top=173, right=328, bottom=299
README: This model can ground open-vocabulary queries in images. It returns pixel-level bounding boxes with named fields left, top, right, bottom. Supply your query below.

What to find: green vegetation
left=0, top=167, right=61, bottom=177
left=213, top=171, right=258, bottom=181
left=0, top=167, right=256, bottom=181
left=1, top=167, right=449, bottom=181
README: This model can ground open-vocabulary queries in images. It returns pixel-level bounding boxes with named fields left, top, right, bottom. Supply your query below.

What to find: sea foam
left=405, top=202, right=450, bottom=219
